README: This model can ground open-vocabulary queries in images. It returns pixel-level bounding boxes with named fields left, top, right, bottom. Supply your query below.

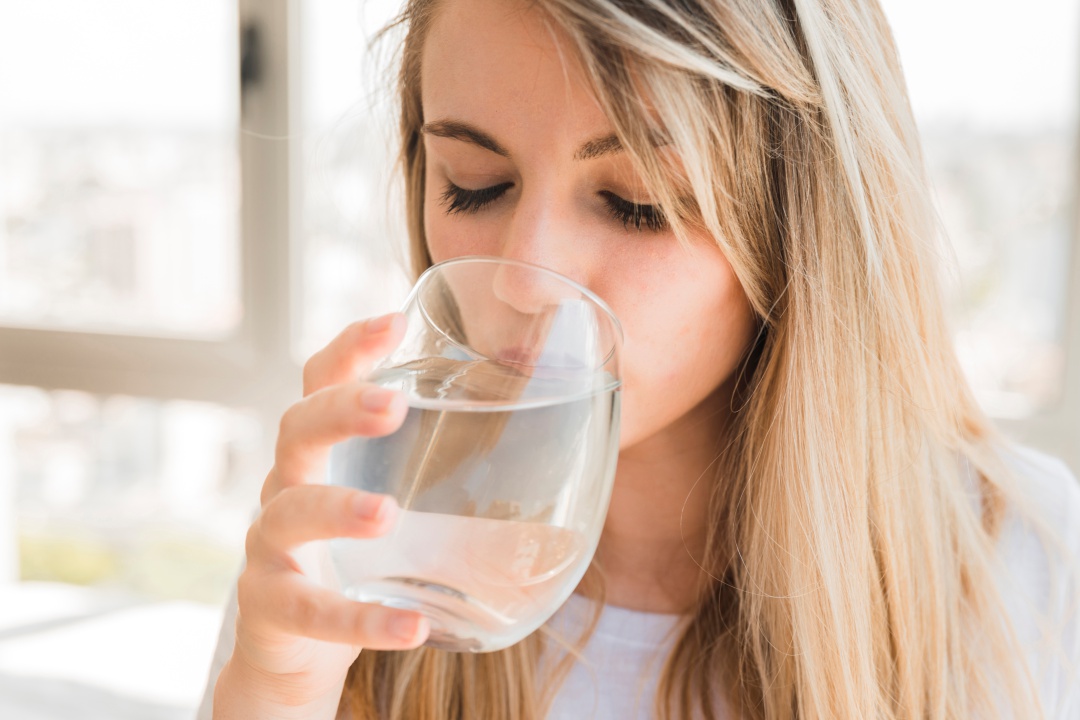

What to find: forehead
left=419, top=0, right=610, bottom=150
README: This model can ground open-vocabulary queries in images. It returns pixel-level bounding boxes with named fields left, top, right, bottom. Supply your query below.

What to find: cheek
left=606, top=250, right=756, bottom=448
left=618, top=323, right=711, bottom=449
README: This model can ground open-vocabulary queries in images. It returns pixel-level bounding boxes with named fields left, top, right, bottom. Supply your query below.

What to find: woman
left=205, top=0, right=1080, bottom=718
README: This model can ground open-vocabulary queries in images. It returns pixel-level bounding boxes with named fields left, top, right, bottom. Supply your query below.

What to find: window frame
left=997, top=126, right=1080, bottom=472
left=0, top=0, right=302, bottom=425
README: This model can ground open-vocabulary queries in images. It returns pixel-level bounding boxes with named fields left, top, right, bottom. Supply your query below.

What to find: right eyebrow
left=421, top=120, right=510, bottom=157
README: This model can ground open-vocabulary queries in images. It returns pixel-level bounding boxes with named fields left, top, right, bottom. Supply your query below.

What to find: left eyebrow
left=575, top=134, right=623, bottom=161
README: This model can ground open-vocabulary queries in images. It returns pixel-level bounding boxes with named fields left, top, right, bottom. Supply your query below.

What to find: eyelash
left=440, top=182, right=513, bottom=215
left=598, top=191, right=668, bottom=233
left=439, top=182, right=669, bottom=233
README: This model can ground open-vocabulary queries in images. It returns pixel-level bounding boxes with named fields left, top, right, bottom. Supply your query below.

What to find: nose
left=491, top=187, right=586, bottom=315
left=491, top=261, right=582, bottom=316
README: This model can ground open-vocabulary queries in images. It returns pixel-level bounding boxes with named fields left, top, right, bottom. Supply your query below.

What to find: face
left=420, top=0, right=757, bottom=451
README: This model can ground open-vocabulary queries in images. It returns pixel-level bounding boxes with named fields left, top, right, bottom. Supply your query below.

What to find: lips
left=494, top=346, right=540, bottom=366
left=491, top=305, right=597, bottom=370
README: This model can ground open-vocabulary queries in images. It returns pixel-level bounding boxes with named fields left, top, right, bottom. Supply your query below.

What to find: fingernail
left=388, top=613, right=422, bottom=642
left=353, top=493, right=388, bottom=521
left=361, top=387, right=398, bottom=413
left=367, top=313, right=401, bottom=334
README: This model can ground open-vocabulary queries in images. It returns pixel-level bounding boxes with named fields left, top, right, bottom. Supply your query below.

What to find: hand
left=215, top=313, right=430, bottom=717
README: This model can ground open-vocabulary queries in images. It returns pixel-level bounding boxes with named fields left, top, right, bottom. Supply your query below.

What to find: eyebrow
left=421, top=119, right=628, bottom=161
left=575, top=135, right=623, bottom=161
left=422, top=120, right=510, bottom=157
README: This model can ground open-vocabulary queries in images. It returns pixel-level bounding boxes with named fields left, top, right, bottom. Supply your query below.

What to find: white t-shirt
left=197, top=443, right=1080, bottom=719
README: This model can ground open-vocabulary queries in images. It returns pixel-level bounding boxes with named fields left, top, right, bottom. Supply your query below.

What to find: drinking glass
left=325, top=256, right=622, bottom=652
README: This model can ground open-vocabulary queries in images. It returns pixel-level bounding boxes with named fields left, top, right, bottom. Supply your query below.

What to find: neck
left=592, top=381, right=735, bottom=614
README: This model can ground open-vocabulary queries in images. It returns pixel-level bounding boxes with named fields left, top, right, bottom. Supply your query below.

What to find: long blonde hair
left=343, top=1, right=1066, bottom=717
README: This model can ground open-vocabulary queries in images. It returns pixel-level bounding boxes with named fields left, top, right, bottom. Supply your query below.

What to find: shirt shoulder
left=1001, top=444, right=1080, bottom=539
left=994, top=442, right=1080, bottom=609
left=994, top=443, right=1080, bottom=720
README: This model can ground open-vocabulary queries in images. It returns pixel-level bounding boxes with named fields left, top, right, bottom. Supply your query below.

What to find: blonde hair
left=343, top=1, right=1070, bottom=717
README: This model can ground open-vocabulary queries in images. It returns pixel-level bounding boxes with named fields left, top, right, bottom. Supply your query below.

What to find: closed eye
left=440, top=181, right=513, bottom=214
left=599, top=191, right=668, bottom=233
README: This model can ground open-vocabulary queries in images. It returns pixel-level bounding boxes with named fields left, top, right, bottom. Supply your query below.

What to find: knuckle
left=358, top=605, right=391, bottom=645
left=352, top=610, right=372, bottom=645
left=355, top=407, right=406, bottom=437
left=301, top=353, right=325, bottom=395
left=274, top=406, right=313, bottom=475
left=277, top=403, right=301, bottom=443
left=345, top=319, right=369, bottom=341
left=258, top=494, right=286, bottom=542
left=271, top=442, right=290, bottom=483
left=331, top=386, right=372, bottom=437
left=259, top=468, right=278, bottom=507
left=244, top=520, right=262, bottom=560
left=344, top=387, right=374, bottom=431
left=352, top=416, right=389, bottom=438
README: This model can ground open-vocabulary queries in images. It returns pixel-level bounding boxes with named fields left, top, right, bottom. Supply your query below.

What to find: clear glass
left=0, top=1, right=240, bottom=338
left=326, top=257, right=623, bottom=652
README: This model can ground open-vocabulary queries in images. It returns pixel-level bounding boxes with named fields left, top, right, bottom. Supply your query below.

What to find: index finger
left=250, top=484, right=399, bottom=559
left=302, top=313, right=406, bottom=397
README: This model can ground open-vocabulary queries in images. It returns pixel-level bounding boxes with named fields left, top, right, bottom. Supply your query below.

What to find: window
left=296, top=0, right=411, bottom=363
left=0, top=1, right=241, bottom=338
left=0, top=2, right=287, bottom=716
left=880, top=0, right=1080, bottom=469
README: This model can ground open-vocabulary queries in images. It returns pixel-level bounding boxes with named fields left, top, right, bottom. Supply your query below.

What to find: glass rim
left=406, top=255, right=625, bottom=364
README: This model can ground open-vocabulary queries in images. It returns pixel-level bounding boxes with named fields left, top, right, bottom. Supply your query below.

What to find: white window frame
left=0, top=0, right=302, bottom=428
left=998, top=141, right=1080, bottom=471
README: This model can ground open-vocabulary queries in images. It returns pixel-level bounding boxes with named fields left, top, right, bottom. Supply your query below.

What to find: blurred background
left=0, top=0, right=1076, bottom=717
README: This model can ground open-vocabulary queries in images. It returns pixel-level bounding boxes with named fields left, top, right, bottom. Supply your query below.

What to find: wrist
left=213, top=653, right=348, bottom=720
